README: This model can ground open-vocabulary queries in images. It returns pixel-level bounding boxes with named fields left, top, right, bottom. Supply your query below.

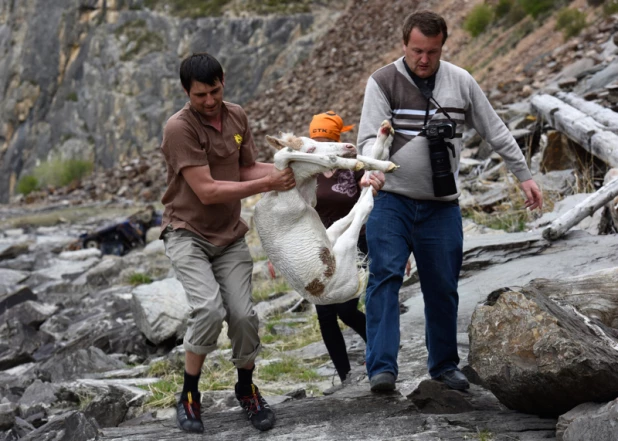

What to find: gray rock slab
left=407, top=380, right=474, bottom=414
left=142, top=240, right=164, bottom=255
left=0, top=242, right=31, bottom=261
left=575, top=58, right=618, bottom=94
left=31, top=235, right=77, bottom=254
left=553, top=57, right=598, bottom=82
left=19, top=411, right=100, bottom=441
left=18, top=380, right=60, bottom=408
left=33, top=257, right=100, bottom=281
left=0, top=285, right=36, bottom=315
left=83, top=256, right=123, bottom=287
left=253, top=291, right=302, bottom=321
left=98, top=393, right=557, bottom=440
left=131, top=278, right=189, bottom=344
left=4, top=301, right=58, bottom=328
left=0, top=402, right=17, bottom=430
left=83, top=386, right=130, bottom=428
left=58, top=249, right=102, bottom=261
left=560, top=398, right=618, bottom=441
left=0, top=268, right=29, bottom=287
left=37, top=347, right=127, bottom=382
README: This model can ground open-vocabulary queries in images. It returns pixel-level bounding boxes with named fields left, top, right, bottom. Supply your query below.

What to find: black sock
left=181, top=371, right=201, bottom=400
left=237, top=367, right=254, bottom=392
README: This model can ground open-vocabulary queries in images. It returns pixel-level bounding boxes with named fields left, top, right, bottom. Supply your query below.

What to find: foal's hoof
left=386, top=162, right=399, bottom=173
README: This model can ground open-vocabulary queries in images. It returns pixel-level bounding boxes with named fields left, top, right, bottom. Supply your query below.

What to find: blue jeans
left=365, top=191, right=463, bottom=379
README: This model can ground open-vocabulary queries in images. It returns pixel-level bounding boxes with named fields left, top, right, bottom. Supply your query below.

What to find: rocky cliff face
left=0, top=0, right=342, bottom=202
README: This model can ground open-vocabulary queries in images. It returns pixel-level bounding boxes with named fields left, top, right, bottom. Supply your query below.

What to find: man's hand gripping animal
left=254, top=121, right=397, bottom=305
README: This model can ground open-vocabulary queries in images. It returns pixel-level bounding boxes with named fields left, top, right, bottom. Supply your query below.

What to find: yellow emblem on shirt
left=234, top=134, right=243, bottom=148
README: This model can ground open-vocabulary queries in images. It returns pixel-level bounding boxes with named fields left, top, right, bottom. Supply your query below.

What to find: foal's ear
left=266, top=135, right=286, bottom=151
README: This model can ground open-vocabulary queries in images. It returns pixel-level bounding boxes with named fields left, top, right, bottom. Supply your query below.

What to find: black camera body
left=422, top=121, right=458, bottom=198
left=424, top=121, right=456, bottom=140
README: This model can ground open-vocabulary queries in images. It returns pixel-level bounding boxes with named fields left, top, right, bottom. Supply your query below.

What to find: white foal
left=254, top=121, right=396, bottom=305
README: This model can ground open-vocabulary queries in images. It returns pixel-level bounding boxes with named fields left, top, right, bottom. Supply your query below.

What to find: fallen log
left=531, top=94, right=618, bottom=168
left=542, top=177, right=618, bottom=240
left=556, top=91, right=618, bottom=131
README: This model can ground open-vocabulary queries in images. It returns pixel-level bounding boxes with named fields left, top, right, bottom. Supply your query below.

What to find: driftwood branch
left=531, top=94, right=618, bottom=168
left=542, top=178, right=618, bottom=240
left=556, top=91, right=618, bottom=131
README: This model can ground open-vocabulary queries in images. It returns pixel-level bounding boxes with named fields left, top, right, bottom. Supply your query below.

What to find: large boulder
left=131, top=278, right=189, bottom=344
left=468, top=269, right=618, bottom=416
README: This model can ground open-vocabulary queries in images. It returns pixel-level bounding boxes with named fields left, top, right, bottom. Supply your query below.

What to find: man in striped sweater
left=357, top=10, right=542, bottom=392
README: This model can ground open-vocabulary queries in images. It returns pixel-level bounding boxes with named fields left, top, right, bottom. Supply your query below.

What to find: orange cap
left=308, top=111, right=354, bottom=142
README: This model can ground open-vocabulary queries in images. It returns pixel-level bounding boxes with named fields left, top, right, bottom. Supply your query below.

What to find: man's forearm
left=197, top=177, right=272, bottom=205
left=240, top=162, right=274, bottom=181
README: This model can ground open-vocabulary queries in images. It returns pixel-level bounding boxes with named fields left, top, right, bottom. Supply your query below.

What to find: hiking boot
left=235, top=383, right=276, bottom=431
left=176, top=391, right=204, bottom=433
left=369, top=371, right=396, bottom=392
left=436, top=369, right=470, bottom=391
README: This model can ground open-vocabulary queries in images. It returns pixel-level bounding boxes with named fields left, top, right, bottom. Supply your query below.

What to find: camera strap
left=403, top=59, right=460, bottom=134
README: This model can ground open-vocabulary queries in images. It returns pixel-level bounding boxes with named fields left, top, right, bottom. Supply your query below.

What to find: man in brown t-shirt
left=160, top=53, right=295, bottom=434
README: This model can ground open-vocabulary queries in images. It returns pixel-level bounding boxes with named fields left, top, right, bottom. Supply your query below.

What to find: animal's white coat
left=254, top=121, right=396, bottom=304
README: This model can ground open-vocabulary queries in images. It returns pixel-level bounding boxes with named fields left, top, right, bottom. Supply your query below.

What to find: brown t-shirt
left=314, top=169, right=365, bottom=230
left=160, top=101, right=257, bottom=246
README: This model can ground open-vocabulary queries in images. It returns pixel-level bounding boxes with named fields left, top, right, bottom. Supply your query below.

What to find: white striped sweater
left=357, top=57, right=532, bottom=202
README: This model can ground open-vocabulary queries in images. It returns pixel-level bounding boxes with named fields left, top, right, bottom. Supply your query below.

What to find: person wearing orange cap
left=309, top=111, right=381, bottom=394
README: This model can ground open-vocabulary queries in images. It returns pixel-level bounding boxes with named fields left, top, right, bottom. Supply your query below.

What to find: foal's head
left=266, top=133, right=357, bottom=158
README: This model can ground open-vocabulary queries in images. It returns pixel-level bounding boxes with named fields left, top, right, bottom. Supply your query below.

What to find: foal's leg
left=324, top=187, right=375, bottom=301
left=274, top=150, right=363, bottom=172
left=326, top=186, right=371, bottom=246
left=355, top=156, right=398, bottom=173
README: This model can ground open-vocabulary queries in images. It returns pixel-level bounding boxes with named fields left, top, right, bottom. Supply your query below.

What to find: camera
left=424, top=121, right=456, bottom=140
left=421, top=121, right=458, bottom=197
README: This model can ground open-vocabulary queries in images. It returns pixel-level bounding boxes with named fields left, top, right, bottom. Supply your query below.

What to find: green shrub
left=603, top=0, right=618, bottom=16
left=66, top=92, right=78, bottom=102
left=505, top=2, right=527, bottom=25
left=33, top=158, right=93, bottom=188
left=464, top=4, right=494, bottom=37
left=16, top=175, right=39, bottom=195
left=555, top=8, right=587, bottom=39
left=494, top=0, right=514, bottom=19
left=519, top=0, right=556, bottom=18
left=144, top=0, right=232, bottom=18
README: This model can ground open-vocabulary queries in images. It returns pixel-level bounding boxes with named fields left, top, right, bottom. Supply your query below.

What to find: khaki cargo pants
left=163, top=227, right=261, bottom=368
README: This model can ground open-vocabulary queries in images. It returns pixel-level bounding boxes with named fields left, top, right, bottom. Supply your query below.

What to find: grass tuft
left=16, top=175, right=39, bottom=196
left=127, top=272, right=153, bottom=286
left=31, top=158, right=93, bottom=189
left=258, top=357, right=319, bottom=382
left=252, top=278, right=291, bottom=303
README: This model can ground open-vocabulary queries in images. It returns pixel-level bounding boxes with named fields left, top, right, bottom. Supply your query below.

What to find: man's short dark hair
left=402, top=10, right=448, bottom=45
left=179, top=53, right=224, bottom=93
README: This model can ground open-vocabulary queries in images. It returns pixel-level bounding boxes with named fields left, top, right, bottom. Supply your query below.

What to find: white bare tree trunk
left=556, top=91, right=618, bottom=131
left=531, top=94, right=618, bottom=168
left=542, top=178, right=618, bottom=240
